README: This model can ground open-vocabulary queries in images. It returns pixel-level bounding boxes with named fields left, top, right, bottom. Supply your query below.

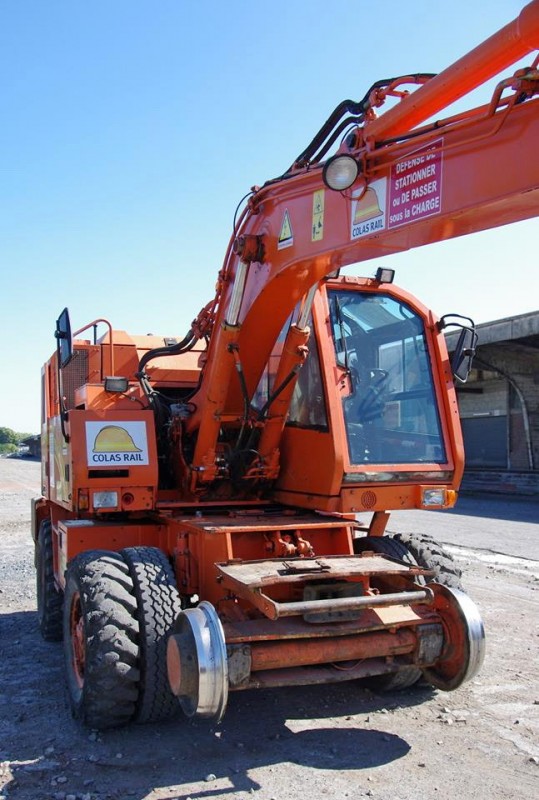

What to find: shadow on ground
left=0, top=610, right=436, bottom=799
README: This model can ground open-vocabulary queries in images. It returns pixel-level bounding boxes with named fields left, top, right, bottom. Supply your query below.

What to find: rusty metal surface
left=174, top=511, right=352, bottom=534
left=217, top=554, right=432, bottom=621
left=236, top=658, right=404, bottom=690
left=222, top=606, right=428, bottom=643
left=217, top=555, right=420, bottom=589
left=249, top=628, right=416, bottom=671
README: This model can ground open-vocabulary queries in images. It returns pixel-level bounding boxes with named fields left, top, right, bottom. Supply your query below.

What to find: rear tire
left=121, top=546, right=183, bottom=723
left=354, top=531, right=462, bottom=691
left=63, top=551, right=140, bottom=730
left=36, top=519, right=64, bottom=642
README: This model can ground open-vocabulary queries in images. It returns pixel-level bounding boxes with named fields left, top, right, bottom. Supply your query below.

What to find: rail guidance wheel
left=423, top=583, right=486, bottom=690
left=63, top=551, right=140, bottom=730
left=167, top=601, right=228, bottom=722
left=353, top=532, right=466, bottom=691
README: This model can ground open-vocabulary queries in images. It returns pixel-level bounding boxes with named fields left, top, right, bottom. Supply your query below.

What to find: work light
left=322, top=155, right=359, bottom=191
left=104, top=376, right=129, bottom=393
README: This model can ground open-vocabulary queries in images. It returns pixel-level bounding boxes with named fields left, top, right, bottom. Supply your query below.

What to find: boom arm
left=185, top=2, right=539, bottom=489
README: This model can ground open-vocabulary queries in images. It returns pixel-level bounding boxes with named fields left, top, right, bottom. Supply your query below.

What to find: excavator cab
left=272, top=274, right=463, bottom=515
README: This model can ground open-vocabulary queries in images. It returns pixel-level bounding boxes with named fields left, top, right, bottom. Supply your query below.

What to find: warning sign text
left=388, top=140, right=443, bottom=228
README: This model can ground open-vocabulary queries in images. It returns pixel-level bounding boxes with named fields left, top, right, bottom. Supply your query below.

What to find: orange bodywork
left=186, top=87, right=539, bottom=496
left=37, top=0, right=539, bottom=574
left=33, top=4, right=537, bottom=703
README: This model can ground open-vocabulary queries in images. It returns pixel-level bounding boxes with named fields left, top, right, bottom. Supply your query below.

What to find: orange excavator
left=33, top=3, right=538, bottom=728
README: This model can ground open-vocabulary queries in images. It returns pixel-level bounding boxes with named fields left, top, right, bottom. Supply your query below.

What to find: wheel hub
left=69, top=591, right=86, bottom=689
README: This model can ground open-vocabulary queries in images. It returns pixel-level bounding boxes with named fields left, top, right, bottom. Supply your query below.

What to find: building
left=445, top=311, right=539, bottom=496
left=20, top=435, right=41, bottom=459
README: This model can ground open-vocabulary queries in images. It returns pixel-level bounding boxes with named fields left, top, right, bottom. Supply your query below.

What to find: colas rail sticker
left=85, top=421, right=150, bottom=465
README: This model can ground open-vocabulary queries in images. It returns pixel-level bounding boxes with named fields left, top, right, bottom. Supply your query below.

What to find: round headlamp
left=322, top=155, right=359, bottom=191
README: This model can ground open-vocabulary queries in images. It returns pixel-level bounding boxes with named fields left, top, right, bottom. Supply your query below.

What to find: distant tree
left=0, top=427, right=19, bottom=445
left=0, top=443, right=18, bottom=455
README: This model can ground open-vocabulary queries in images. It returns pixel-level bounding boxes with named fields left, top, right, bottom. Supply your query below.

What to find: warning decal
left=388, top=140, right=442, bottom=228
left=350, top=179, right=387, bottom=240
left=85, top=421, right=149, bottom=466
left=312, top=190, right=324, bottom=241
left=278, top=209, right=294, bottom=249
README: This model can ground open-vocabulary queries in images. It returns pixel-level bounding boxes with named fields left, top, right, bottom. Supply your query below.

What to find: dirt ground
left=1, top=458, right=538, bottom=800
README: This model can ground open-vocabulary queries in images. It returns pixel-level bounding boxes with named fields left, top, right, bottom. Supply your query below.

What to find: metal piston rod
left=264, top=588, right=432, bottom=619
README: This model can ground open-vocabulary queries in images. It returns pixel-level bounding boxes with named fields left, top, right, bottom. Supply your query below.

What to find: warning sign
left=388, top=140, right=443, bottom=228
left=278, top=209, right=293, bottom=249
left=350, top=179, right=387, bottom=240
left=312, top=190, right=324, bottom=241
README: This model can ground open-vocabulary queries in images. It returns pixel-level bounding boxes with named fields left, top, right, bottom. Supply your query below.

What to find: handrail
left=73, top=318, right=116, bottom=378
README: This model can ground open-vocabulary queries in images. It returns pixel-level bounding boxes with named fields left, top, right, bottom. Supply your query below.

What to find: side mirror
left=55, top=308, right=73, bottom=368
left=452, top=327, right=477, bottom=383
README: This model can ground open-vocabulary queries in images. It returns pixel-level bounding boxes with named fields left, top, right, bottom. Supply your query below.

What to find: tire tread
left=63, top=550, right=140, bottom=730
left=36, top=519, right=64, bottom=642
left=121, top=546, right=182, bottom=724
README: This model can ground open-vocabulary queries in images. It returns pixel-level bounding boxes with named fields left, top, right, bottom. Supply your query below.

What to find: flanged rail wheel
left=121, top=546, right=183, bottom=724
left=353, top=531, right=464, bottom=691
left=167, top=600, right=229, bottom=722
left=36, top=519, right=64, bottom=642
left=63, top=550, right=140, bottom=730
left=423, top=583, right=485, bottom=690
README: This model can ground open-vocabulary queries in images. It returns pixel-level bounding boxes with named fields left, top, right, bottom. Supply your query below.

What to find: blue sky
left=1, top=1, right=537, bottom=433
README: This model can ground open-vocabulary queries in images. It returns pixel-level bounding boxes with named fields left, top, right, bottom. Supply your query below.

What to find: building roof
left=445, top=310, right=539, bottom=351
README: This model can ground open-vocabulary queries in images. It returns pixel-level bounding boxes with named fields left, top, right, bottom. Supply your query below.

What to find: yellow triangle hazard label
left=278, top=209, right=293, bottom=249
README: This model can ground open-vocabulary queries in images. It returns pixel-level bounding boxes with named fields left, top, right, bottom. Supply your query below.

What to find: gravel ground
left=1, top=458, right=538, bottom=800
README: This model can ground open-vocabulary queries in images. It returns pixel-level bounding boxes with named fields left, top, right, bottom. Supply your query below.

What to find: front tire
left=388, top=532, right=463, bottom=590
left=121, top=546, right=183, bottom=724
left=63, top=551, right=140, bottom=730
left=353, top=531, right=463, bottom=589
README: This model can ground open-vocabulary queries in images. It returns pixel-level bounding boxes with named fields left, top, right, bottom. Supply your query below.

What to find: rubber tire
left=353, top=532, right=462, bottom=691
left=389, top=532, right=463, bottom=590
left=63, top=550, right=140, bottom=730
left=121, top=546, right=183, bottom=724
left=353, top=531, right=463, bottom=590
left=36, top=519, right=64, bottom=642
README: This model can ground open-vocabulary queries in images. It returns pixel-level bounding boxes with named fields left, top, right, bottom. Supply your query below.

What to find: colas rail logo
left=91, top=425, right=145, bottom=464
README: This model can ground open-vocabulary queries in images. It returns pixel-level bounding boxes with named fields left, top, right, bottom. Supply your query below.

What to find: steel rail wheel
left=167, top=601, right=229, bottom=722
left=424, top=583, right=486, bottom=690
left=353, top=532, right=465, bottom=691
left=121, top=546, right=183, bottom=724
left=36, top=519, right=63, bottom=641
left=63, top=550, right=140, bottom=730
